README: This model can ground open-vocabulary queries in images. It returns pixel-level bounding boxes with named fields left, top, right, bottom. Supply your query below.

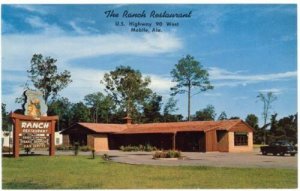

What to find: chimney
left=123, top=115, right=132, bottom=125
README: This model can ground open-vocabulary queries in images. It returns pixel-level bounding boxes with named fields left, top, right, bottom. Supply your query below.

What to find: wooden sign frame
left=10, top=113, right=58, bottom=158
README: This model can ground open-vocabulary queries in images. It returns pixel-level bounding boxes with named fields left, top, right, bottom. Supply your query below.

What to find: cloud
left=1, top=85, right=26, bottom=111
left=2, top=32, right=182, bottom=72
left=69, top=21, right=89, bottom=35
left=208, top=67, right=297, bottom=87
left=194, top=7, right=231, bottom=34
left=68, top=19, right=99, bottom=35
left=2, top=20, right=16, bottom=33
left=25, top=16, right=64, bottom=34
left=233, top=96, right=248, bottom=100
left=258, top=88, right=283, bottom=95
left=52, top=69, right=174, bottom=103
left=11, top=5, right=49, bottom=15
left=202, top=93, right=222, bottom=97
left=147, top=74, right=174, bottom=93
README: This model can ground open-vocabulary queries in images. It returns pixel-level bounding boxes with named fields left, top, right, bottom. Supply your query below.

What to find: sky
left=1, top=4, right=297, bottom=124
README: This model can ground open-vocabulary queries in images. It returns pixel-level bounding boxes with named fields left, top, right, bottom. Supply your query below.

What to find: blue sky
left=1, top=4, right=297, bottom=124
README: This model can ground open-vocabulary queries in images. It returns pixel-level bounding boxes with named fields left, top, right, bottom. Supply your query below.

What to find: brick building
left=61, top=119, right=253, bottom=152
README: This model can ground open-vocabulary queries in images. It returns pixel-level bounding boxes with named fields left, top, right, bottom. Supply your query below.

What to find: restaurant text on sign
left=21, top=121, right=50, bottom=129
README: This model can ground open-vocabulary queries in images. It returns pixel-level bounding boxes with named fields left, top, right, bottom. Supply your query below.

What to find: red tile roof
left=77, top=123, right=127, bottom=133
left=119, top=119, right=243, bottom=134
left=65, top=119, right=251, bottom=134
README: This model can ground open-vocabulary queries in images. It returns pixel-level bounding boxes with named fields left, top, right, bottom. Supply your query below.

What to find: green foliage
left=92, top=149, right=95, bottom=159
left=218, top=111, right=228, bottom=120
left=245, top=114, right=262, bottom=144
left=163, top=97, right=178, bottom=115
left=193, top=105, right=216, bottom=121
left=229, top=116, right=240, bottom=119
left=74, top=142, right=79, bottom=156
left=102, top=154, right=110, bottom=160
left=80, top=146, right=92, bottom=152
left=55, top=145, right=73, bottom=151
left=2, top=146, right=12, bottom=153
left=101, top=66, right=152, bottom=120
left=24, top=148, right=32, bottom=155
left=2, top=103, right=11, bottom=131
left=120, top=144, right=157, bottom=152
left=2, top=156, right=297, bottom=189
left=70, top=102, right=91, bottom=123
left=153, top=150, right=181, bottom=158
left=245, top=114, right=259, bottom=129
left=170, top=55, right=213, bottom=121
left=28, top=54, right=72, bottom=103
left=84, top=92, right=115, bottom=123
left=142, top=93, right=163, bottom=123
left=48, top=97, right=72, bottom=130
left=161, top=97, right=183, bottom=122
left=267, top=113, right=297, bottom=144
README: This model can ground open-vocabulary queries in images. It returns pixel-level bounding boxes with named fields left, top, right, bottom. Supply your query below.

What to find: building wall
left=216, top=130, right=229, bottom=152
left=62, top=134, right=70, bottom=146
left=87, top=134, right=109, bottom=152
left=205, top=130, right=218, bottom=152
left=228, top=132, right=253, bottom=152
left=2, top=131, right=12, bottom=147
left=55, top=132, right=63, bottom=145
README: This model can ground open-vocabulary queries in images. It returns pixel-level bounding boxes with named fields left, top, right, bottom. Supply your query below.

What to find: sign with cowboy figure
left=24, top=90, right=48, bottom=118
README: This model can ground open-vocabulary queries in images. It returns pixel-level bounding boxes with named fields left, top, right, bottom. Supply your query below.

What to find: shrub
left=102, top=154, right=110, bottom=160
left=80, top=146, right=92, bottom=152
left=153, top=150, right=181, bottom=159
left=119, top=144, right=157, bottom=152
left=56, top=145, right=72, bottom=151
left=74, top=142, right=79, bottom=156
left=92, top=149, right=95, bottom=159
left=145, top=144, right=157, bottom=152
left=2, top=146, right=12, bottom=153
left=24, top=148, right=31, bottom=155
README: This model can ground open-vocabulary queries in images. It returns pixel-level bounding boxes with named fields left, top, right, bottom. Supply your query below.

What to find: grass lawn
left=2, top=155, right=297, bottom=189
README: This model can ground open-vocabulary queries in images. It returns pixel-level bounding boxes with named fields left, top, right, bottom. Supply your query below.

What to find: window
left=234, top=132, right=248, bottom=146
left=56, top=138, right=60, bottom=145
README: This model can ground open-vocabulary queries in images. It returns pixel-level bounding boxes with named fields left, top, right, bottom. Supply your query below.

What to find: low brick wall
left=87, top=134, right=109, bottom=152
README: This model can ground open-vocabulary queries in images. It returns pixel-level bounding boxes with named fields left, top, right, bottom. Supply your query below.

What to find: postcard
left=1, top=4, right=297, bottom=189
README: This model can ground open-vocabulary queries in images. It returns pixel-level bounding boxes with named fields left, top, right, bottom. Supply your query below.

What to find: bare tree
left=257, top=92, right=277, bottom=144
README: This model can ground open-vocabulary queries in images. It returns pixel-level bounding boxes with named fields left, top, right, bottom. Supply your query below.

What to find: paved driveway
left=99, top=149, right=297, bottom=169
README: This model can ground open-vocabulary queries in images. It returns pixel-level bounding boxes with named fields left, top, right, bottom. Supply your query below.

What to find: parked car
left=260, top=141, right=297, bottom=156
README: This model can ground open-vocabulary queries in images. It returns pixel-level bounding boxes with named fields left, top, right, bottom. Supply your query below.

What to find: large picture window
left=234, top=132, right=248, bottom=146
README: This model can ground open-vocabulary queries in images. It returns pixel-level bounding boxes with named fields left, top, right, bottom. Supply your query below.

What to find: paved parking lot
left=99, top=149, right=297, bottom=169
left=12, top=148, right=297, bottom=169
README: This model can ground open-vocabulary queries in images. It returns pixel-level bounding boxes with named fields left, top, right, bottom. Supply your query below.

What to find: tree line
left=1, top=54, right=297, bottom=144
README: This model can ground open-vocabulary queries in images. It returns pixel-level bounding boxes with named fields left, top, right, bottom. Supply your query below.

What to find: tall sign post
left=10, top=90, right=58, bottom=158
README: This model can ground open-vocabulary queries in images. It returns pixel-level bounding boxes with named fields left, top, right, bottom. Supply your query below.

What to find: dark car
left=260, top=141, right=297, bottom=156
